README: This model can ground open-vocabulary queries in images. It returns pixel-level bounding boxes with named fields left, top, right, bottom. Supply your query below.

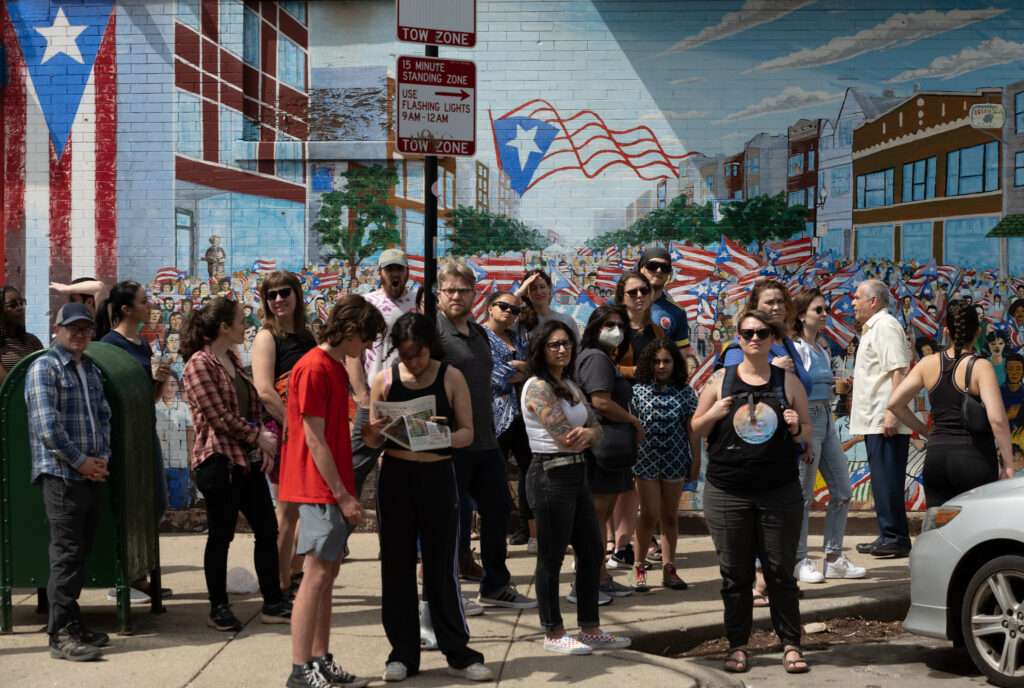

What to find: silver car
left=904, top=477, right=1024, bottom=687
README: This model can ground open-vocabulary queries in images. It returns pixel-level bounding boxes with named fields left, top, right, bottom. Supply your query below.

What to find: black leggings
left=923, top=442, right=999, bottom=508
left=499, top=415, right=534, bottom=522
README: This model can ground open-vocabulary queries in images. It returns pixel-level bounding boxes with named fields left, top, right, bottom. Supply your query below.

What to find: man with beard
left=345, top=249, right=418, bottom=497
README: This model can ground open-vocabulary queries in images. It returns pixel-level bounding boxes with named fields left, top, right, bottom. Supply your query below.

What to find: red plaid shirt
left=182, top=347, right=261, bottom=468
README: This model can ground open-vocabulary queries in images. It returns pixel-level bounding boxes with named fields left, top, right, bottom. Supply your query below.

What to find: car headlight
left=922, top=505, right=961, bottom=532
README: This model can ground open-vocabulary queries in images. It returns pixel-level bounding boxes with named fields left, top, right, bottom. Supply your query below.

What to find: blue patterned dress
left=484, top=325, right=528, bottom=437
left=632, top=382, right=699, bottom=481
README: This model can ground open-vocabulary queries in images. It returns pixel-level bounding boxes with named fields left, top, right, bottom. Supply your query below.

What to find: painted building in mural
left=6, top=0, right=1024, bottom=508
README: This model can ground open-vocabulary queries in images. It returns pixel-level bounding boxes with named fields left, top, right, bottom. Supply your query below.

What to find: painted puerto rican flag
left=714, top=235, right=762, bottom=278
left=764, top=236, right=813, bottom=267
left=595, top=265, right=623, bottom=290
left=156, top=266, right=185, bottom=283
left=252, top=259, right=278, bottom=273
left=671, top=241, right=715, bottom=277
left=467, top=256, right=524, bottom=290
left=3, top=1, right=118, bottom=335
left=688, top=352, right=716, bottom=393
left=824, top=314, right=858, bottom=348
left=407, top=254, right=425, bottom=283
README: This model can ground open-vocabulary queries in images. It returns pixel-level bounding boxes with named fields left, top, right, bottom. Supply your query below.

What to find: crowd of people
left=2, top=239, right=1021, bottom=681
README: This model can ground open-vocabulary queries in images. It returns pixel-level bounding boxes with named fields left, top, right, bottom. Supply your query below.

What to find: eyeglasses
left=440, top=287, right=473, bottom=298
left=624, top=286, right=651, bottom=297
left=5, top=299, right=26, bottom=309
left=545, top=340, right=572, bottom=351
left=62, top=323, right=95, bottom=336
left=738, top=328, right=771, bottom=341
left=266, top=287, right=293, bottom=301
left=811, top=306, right=829, bottom=315
left=644, top=261, right=672, bottom=274
left=492, top=301, right=522, bottom=315
left=602, top=322, right=624, bottom=330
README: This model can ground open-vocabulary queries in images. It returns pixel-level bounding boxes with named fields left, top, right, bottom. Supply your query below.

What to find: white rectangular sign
left=397, top=0, right=476, bottom=47
left=396, top=56, right=476, bottom=156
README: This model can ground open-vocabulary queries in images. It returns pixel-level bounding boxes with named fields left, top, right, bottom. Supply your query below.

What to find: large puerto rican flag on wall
left=2, top=1, right=117, bottom=335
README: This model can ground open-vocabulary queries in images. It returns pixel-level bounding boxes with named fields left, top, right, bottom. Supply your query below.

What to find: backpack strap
left=771, top=365, right=790, bottom=410
left=713, top=340, right=741, bottom=371
left=963, top=355, right=976, bottom=394
left=721, top=364, right=738, bottom=399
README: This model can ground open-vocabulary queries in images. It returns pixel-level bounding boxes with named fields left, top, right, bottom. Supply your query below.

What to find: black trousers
left=194, top=455, right=282, bottom=608
left=499, top=415, right=534, bottom=523
left=923, top=442, right=998, bottom=508
left=702, top=480, right=803, bottom=650
left=376, top=455, right=483, bottom=673
left=39, top=475, right=103, bottom=635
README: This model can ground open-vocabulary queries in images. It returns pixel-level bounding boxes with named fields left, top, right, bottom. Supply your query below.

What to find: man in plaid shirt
left=26, top=303, right=112, bottom=662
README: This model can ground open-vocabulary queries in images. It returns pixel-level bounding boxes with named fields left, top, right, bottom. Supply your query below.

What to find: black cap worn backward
left=639, top=246, right=671, bottom=267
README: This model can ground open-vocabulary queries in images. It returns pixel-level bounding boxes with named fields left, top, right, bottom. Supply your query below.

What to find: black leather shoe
left=870, top=542, right=911, bottom=558
left=856, top=540, right=881, bottom=554
left=80, top=627, right=110, bottom=647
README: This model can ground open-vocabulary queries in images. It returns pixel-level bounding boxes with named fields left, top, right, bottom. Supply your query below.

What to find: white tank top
left=521, top=377, right=589, bottom=453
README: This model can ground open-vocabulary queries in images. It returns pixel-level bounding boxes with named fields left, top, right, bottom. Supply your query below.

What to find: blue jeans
left=453, top=447, right=511, bottom=594
left=797, top=405, right=853, bottom=559
left=864, top=433, right=911, bottom=547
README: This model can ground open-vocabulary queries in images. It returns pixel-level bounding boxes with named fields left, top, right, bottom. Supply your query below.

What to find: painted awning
left=986, top=214, right=1024, bottom=238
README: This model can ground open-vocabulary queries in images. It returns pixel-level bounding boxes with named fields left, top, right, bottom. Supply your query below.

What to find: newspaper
left=373, top=395, right=452, bottom=452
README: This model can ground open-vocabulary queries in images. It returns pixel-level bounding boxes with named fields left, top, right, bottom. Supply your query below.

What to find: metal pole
left=423, top=44, right=439, bottom=321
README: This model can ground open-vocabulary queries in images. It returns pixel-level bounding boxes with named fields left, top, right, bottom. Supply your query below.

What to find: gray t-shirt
left=537, top=310, right=581, bottom=344
left=576, top=347, right=633, bottom=415
left=437, top=313, right=499, bottom=450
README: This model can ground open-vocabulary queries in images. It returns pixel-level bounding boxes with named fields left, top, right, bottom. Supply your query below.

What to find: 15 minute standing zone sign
left=396, top=56, right=476, bottom=157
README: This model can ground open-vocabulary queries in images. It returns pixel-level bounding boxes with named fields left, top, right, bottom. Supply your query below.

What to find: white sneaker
left=106, top=587, right=150, bottom=603
left=447, top=662, right=493, bottom=681
left=794, top=557, right=825, bottom=584
left=383, top=662, right=408, bottom=682
left=527, top=537, right=538, bottom=555
left=825, top=554, right=868, bottom=579
left=462, top=596, right=484, bottom=617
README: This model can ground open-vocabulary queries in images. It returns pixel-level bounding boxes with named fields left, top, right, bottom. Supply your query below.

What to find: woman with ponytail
left=888, top=300, right=1015, bottom=507
left=181, top=297, right=291, bottom=632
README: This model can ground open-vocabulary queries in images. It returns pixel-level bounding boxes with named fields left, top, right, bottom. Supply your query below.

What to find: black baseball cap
left=639, top=247, right=672, bottom=267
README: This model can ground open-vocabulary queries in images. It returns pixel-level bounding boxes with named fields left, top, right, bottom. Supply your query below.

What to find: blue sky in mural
left=311, top=0, right=1024, bottom=241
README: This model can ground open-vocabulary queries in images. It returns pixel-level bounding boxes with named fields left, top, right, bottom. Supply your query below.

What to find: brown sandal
left=724, top=648, right=749, bottom=673
left=783, top=645, right=809, bottom=674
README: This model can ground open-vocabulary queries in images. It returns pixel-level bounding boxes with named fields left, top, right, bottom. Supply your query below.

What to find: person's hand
left=565, top=426, right=594, bottom=451
left=782, top=408, right=800, bottom=435
left=362, top=415, right=389, bottom=440
left=1001, top=465, right=1016, bottom=481
left=49, top=281, right=72, bottom=295
left=78, top=457, right=109, bottom=482
left=515, top=273, right=539, bottom=297
left=155, top=359, right=171, bottom=382
left=771, top=355, right=795, bottom=373
left=261, top=449, right=275, bottom=475
left=800, top=442, right=813, bottom=464
left=257, top=429, right=277, bottom=454
left=631, top=417, right=646, bottom=445
left=707, top=395, right=734, bottom=422
left=337, top=491, right=365, bottom=525
left=686, top=461, right=700, bottom=482
left=882, top=410, right=899, bottom=437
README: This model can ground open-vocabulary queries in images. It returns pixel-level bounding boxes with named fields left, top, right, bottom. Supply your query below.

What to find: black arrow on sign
left=435, top=89, right=470, bottom=101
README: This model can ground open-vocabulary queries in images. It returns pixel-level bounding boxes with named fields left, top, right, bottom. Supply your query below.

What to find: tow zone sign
left=396, top=56, right=476, bottom=157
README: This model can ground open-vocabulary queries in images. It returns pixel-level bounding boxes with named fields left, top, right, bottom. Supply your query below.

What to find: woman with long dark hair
left=181, top=297, right=291, bottom=632
left=251, top=270, right=316, bottom=600
left=984, top=329, right=1011, bottom=384
left=0, top=285, right=43, bottom=385
left=888, top=300, right=1014, bottom=507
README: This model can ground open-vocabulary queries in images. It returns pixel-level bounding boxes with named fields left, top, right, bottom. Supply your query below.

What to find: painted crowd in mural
left=5, top=0, right=1024, bottom=510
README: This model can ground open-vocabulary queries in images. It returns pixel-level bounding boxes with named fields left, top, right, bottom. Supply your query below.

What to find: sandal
left=783, top=645, right=809, bottom=674
left=752, top=590, right=770, bottom=608
left=723, top=648, right=748, bottom=673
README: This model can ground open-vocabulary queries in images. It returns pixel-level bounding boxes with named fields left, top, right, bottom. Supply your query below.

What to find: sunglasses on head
left=738, top=327, right=772, bottom=341
left=266, top=286, right=293, bottom=301
left=644, top=261, right=672, bottom=274
left=492, top=301, right=521, bottom=315
left=624, top=286, right=651, bottom=297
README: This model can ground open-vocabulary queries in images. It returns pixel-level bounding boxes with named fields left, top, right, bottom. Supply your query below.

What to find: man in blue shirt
left=639, top=247, right=690, bottom=355
left=26, top=303, right=112, bottom=662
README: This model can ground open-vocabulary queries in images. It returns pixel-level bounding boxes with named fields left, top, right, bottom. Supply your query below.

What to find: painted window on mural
left=220, top=0, right=244, bottom=56
left=176, top=0, right=199, bottom=29
left=445, top=171, right=455, bottom=207
left=219, top=106, right=243, bottom=168
left=857, top=225, right=895, bottom=261
left=945, top=217, right=1000, bottom=272
left=749, top=184, right=758, bottom=196
left=902, top=221, right=932, bottom=263
left=276, top=135, right=303, bottom=183
left=703, top=175, right=714, bottom=191
left=856, top=168, right=894, bottom=208
left=243, top=9, right=260, bottom=67
left=838, top=121, right=853, bottom=147
left=788, top=189, right=805, bottom=206
left=175, top=90, right=202, bottom=158
left=394, top=161, right=405, bottom=198
left=831, top=165, right=851, bottom=196
left=946, top=141, right=999, bottom=196
left=407, top=162, right=424, bottom=201
left=279, top=1, right=307, bottom=25
left=1016, top=92, right=1024, bottom=135
left=902, top=157, right=936, bottom=202
left=808, top=150, right=815, bottom=171
left=278, top=36, right=306, bottom=90
left=788, top=153, right=803, bottom=176
left=1016, top=152, right=1024, bottom=187
left=750, top=156, right=758, bottom=173
left=239, top=117, right=259, bottom=171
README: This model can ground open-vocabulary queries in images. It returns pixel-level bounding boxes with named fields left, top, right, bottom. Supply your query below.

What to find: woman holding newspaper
left=362, top=312, right=493, bottom=683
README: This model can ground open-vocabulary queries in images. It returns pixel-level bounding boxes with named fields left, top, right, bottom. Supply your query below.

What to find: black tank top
left=927, top=351, right=996, bottom=454
left=384, top=361, right=454, bottom=457
left=262, top=332, right=316, bottom=424
left=706, top=370, right=800, bottom=491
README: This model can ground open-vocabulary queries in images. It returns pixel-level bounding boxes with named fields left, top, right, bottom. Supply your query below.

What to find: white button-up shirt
left=850, top=309, right=911, bottom=435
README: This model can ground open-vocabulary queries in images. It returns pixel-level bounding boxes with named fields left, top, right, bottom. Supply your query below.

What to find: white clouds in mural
left=641, top=109, right=709, bottom=121
left=669, top=77, right=707, bottom=84
left=651, top=0, right=815, bottom=58
left=717, top=132, right=749, bottom=141
left=887, top=36, right=1024, bottom=83
left=711, top=86, right=844, bottom=124
left=747, top=8, right=1009, bottom=73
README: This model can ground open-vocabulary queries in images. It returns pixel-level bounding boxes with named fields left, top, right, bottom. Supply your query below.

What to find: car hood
left=949, top=476, right=1024, bottom=505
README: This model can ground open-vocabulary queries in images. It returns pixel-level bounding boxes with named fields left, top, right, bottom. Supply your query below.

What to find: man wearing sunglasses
left=346, top=249, right=418, bottom=498
left=639, top=248, right=690, bottom=356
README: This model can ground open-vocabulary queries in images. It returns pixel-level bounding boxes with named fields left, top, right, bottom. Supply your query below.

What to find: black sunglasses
left=492, top=301, right=521, bottom=315
left=266, top=286, right=293, bottom=301
left=738, top=328, right=772, bottom=341
left=624, top=286, right=651, bottom=297
left=811, top=306, right=829, bottom=315
left=644, top=261, right=672, bottom=274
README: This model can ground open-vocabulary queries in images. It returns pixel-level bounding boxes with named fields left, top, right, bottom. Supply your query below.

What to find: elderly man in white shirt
left=847, top=279, right=913, bottom=558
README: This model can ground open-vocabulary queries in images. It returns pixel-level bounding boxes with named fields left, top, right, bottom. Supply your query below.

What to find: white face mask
left=598, top=326, right=624, bottom=349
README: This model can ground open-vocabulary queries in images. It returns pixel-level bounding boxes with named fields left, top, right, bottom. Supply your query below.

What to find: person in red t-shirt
left=280, top=295, right=386, bottom=688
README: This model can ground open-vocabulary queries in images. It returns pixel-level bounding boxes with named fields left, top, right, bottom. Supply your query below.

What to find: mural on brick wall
left=5, top=0, right=1024, bottom=509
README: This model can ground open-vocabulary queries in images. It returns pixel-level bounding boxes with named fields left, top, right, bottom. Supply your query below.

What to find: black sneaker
left=286, top=662, right=332, bottom=688
left=80, top=626, right=110, bottom=647
left=261, top=597, right=293, bottom=624
left=50, top=622, right=101, bottom=662
left=312, top=653, right=371, bottom=688
left=208, top=603, right=242, bottom=632
left=509, top=529, right=530, bottom=546
left=607, top=545, right=634, bottom=569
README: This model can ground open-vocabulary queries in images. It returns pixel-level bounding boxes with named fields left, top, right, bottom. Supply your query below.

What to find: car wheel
left=961, top=554, right=1024, bottom=687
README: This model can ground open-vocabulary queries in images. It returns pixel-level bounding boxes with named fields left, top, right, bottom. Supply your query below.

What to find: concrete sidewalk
left=1, top=531, right=909, bottom=688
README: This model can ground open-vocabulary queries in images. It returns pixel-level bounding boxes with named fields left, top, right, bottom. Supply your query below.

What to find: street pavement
left=1, top=530, right=912, bottom=687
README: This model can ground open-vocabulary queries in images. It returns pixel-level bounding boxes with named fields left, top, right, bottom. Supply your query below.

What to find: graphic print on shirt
left=732, top=395, right=777, bottom=445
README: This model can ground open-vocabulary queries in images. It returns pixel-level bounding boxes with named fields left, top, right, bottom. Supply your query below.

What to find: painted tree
left=446, top=205, right=550, bottom=259
left=719, top=192, right=809, bottom=253
left=586, top=197, right=718, bottom=250
left=312, top=164, right=400, bottom=278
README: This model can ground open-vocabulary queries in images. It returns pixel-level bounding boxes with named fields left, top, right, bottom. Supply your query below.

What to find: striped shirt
left=26, top=345, right=112, bottom=483
left=1, top=331, right=44, bottom=374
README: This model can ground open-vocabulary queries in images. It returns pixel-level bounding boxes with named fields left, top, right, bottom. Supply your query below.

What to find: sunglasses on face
left=266, top=287, right=293, bottom=301
left=644, top=261, right=672, bottom=274
left=5, top=299, right=27, bottom=309
left=492, top=301, right=521, bottom=315
left=624, top=286, right=651, bottom=297
left=738, top=328, right=771, bottom=341
left=546, top=340, right=572, bottom=351
left=811, top=306, right=828, bottom=315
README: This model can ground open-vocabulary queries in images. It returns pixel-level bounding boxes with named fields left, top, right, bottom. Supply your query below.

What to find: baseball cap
left=639, top=246, right=672, bottom=267
left=378, top=249, right=408, bottom=269
left=55, top=302, right=94, bottom=326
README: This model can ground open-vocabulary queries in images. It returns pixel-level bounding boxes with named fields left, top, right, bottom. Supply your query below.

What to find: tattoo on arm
left=525, top=380, right=575, bottom=439
left=709, top=369, right=724, bottom=382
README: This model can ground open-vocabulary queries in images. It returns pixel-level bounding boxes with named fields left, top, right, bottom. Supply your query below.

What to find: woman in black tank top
left=361, top=313, right=491, bottom=678
left=692, top=310, right=812, bottom=675
left=887, top=301, right=1014, bottom=508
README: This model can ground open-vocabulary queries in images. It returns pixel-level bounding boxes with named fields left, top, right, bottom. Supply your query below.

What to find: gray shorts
left=296, top=503, right=354, bottom=561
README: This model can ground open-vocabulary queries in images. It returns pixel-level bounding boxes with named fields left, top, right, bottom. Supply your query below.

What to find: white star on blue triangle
left=492, top=116, right=558, bottom=195
left=8, top=1, right=114, bottom=156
